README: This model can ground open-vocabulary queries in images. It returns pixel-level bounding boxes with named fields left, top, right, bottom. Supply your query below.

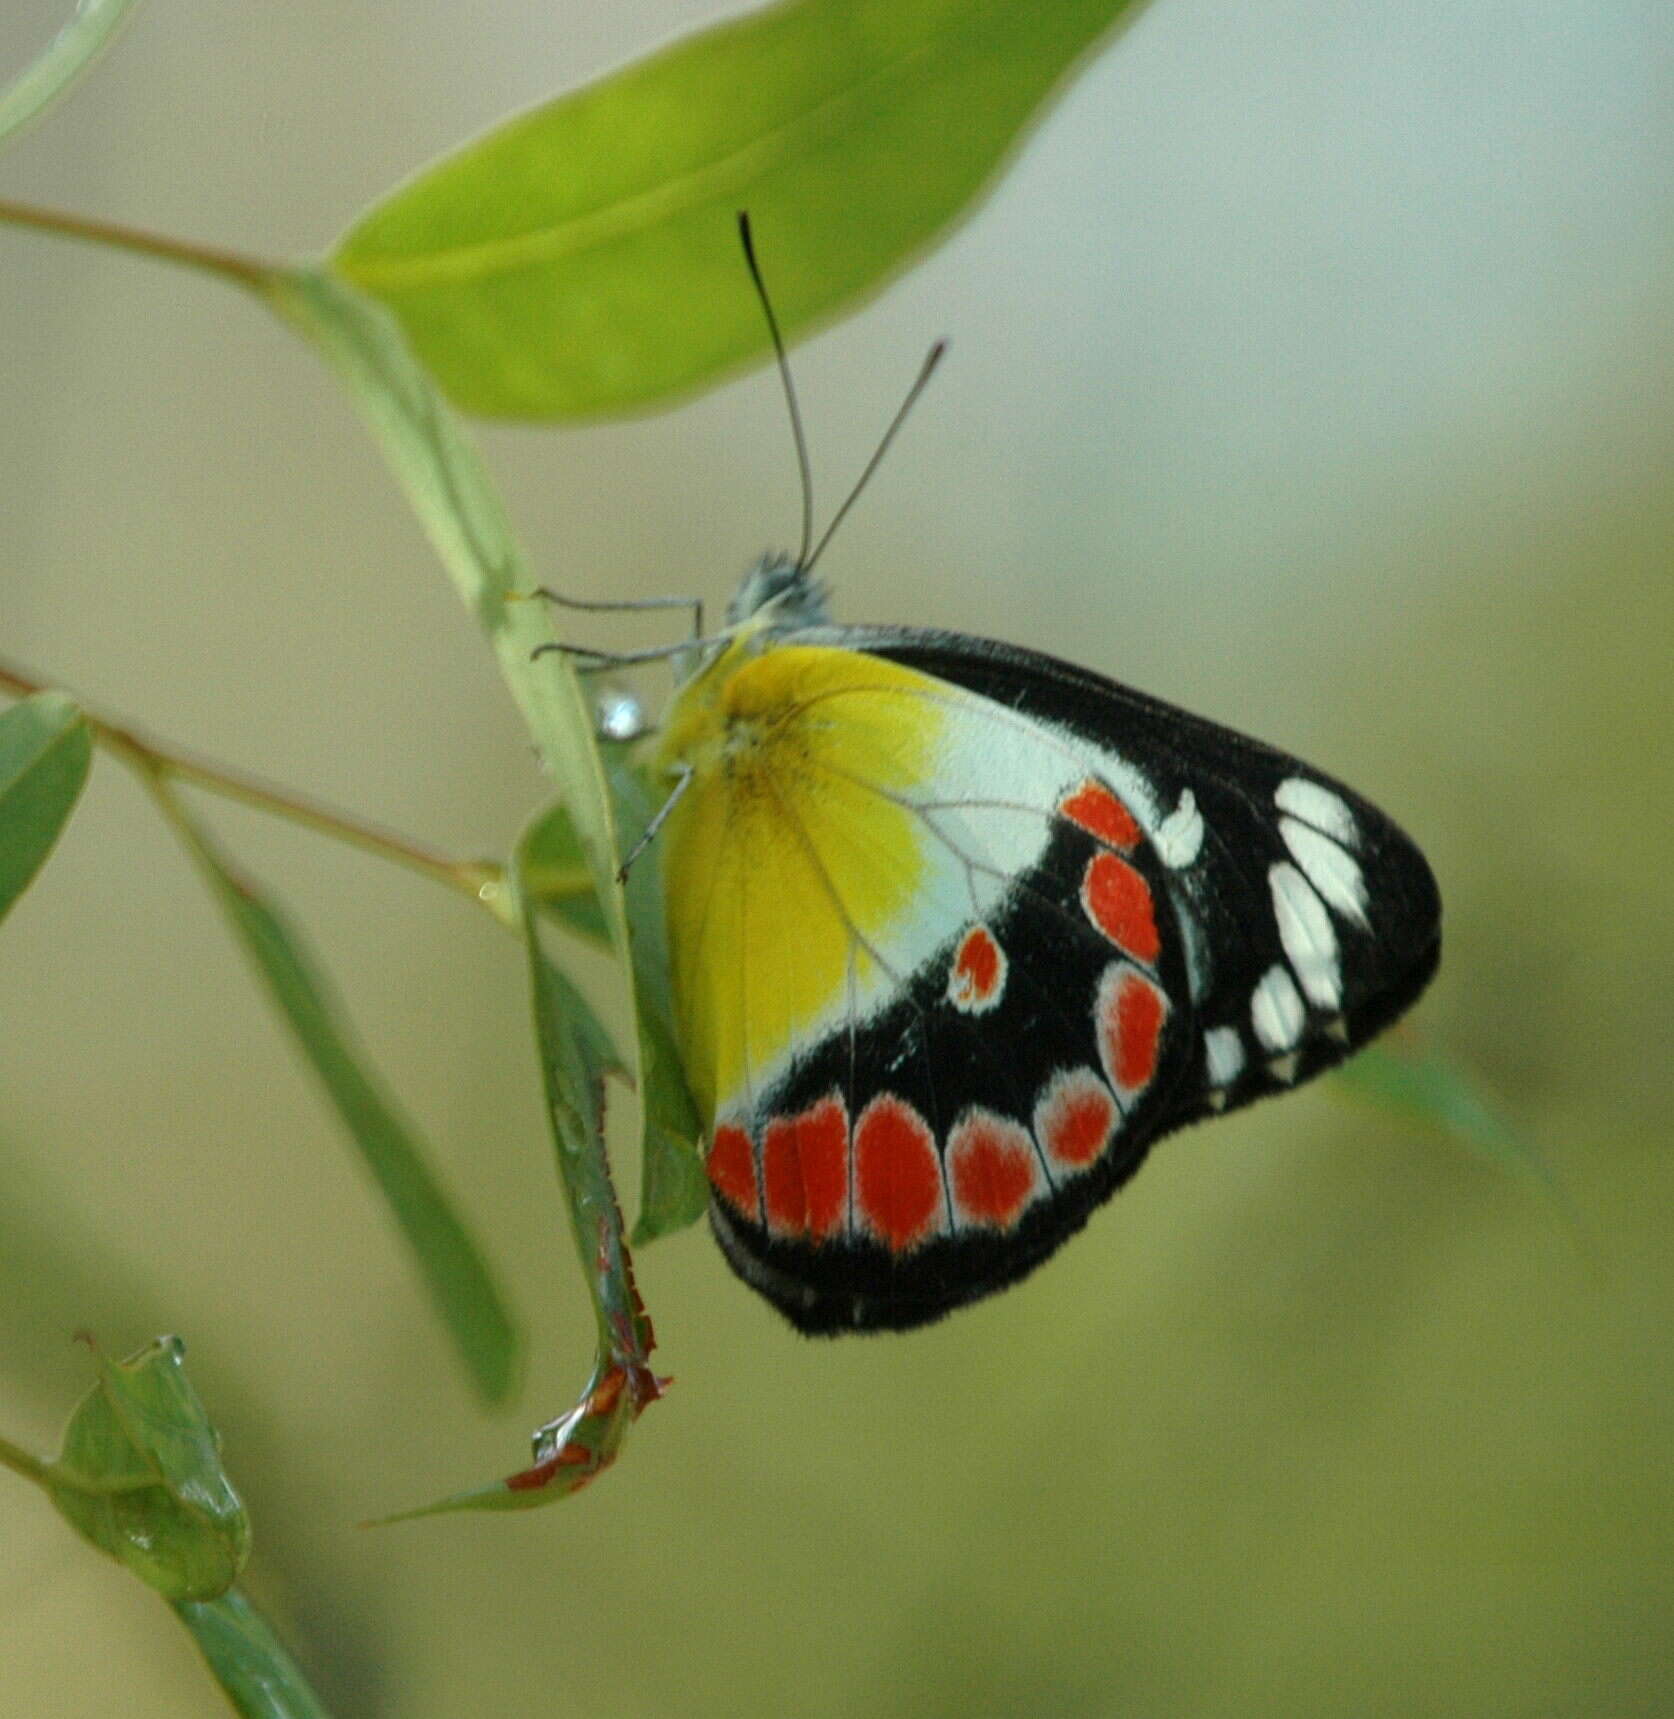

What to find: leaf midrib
left=340, top=26, right=951, bottom=293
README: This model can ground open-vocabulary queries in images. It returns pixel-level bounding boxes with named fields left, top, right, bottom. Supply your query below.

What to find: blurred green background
left=3, top=1, right=1672, bottom=1714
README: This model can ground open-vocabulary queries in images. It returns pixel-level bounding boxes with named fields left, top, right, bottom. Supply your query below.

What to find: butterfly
left=640, top=552, right=1441, bottom=1335
left=548, top=216, right=1441, bottom=1335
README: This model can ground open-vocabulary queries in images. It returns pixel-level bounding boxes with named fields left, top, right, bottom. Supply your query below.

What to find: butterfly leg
left=528, top=585, right=705, bottom=641
left=617, top=763, right=693, bottom=882
left=531, top=638, right=714, bottom=669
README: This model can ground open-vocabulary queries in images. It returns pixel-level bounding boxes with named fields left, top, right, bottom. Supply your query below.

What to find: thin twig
left=0, top=655, right=502, bottom=908
left=0, top=1432, right=49, bottom=1489
left=0, top=196, right=277, bottom=291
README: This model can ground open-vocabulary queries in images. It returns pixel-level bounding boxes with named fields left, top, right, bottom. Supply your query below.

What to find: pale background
left=2, top=2, right=1671, bottom=1714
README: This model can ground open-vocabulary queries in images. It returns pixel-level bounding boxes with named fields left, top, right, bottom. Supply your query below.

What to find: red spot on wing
left=948, top=1110, right=1040, bottom=1229
left=1034, top=1068, right=1118, bottom=1171
left=1082, top=852, right=1161, bottom=965
left=1096, top=964, right=1168, bottom=1102
left=948, top=925, right=1007, bottom=1014
left=854, top=1095, right=943, bottom=1252
left=763, top=1094, right=850, bottom=1240
left=706, top=1123, right=759, bottom=1221
left=1060, top=780, right=1143, bottom=851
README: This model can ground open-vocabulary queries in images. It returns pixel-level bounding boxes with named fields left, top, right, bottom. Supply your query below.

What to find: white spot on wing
left=1154, top=789, right=1204, bottom=869
left=1276, top=777, right=1358, bottom=846
left=1176, top=896, right=1212, bottom=1001
left=1269, top=862, right=1342, bottom=1009
left=1251, top=964, right=1306, bottom=1052
left=1204, top=1025, right=1244, bottom=1087
left=1267, top=1051, right=1301, bottom=1084
left=1280, top=818, right=1369, bottom=928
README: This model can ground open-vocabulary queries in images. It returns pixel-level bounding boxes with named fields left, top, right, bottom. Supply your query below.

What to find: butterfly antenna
left=737, top=211, right=814, bottom=571
left=805, top=340, right=947, bottom=575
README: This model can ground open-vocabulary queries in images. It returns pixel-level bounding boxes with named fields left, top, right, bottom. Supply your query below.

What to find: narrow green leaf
left=159, top=791, right=521, bottom=1405
left=1337, top=1042, right=1535, bottom=1172
left=46, top=1336, right=249, bottom=1602
left=517, top=843, right=639, bottom=1348
left=173, top=1588, right=337, bottom=1719
left=333, top=0, right=1144, bottom=417
left=527, top=888, right=629, bottom=1083
left=374, top=829, right=665, bottom=1522
left=523, top=800, right=613, bottom=950
left=0, top=0, right=142, bottom=149
left=0, top=691, right=91, bottom=926
left=1335, top=1042, right=1586, bottom=1249
left=608, top=763, right=707, bottom=1242
left=634, top=1095, right=710, bottom=1243
left=521, top=786, right=707, bottom=1243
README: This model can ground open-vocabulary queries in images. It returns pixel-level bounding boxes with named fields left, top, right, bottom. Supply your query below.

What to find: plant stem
left=0, top=196, right=277, bottom=291
left=0, top=656, right=505, bottom=911
left=0, top=1431, right=50, bottom=1489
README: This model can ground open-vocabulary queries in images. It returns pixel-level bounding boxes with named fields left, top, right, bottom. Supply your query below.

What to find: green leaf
left=373, top=828, right=664, bottom=1522
left=527, top=892, right=629, bottom=1083
left=521, top=786, right=708, bottom=1243
left=158, top=789, right=521, bottom=1405
left=1335, top=1042, right=1585, bottom=1246
left=633, top=1084, right=710, bottom=1243
left=0, top=0, right=142, bottom=150
left=0, top=691, right=91, bottom=926
left=523, top=799, right=613, bottom=950
left=608, top=762, right=707, bottom=1243
left=517, top=838, right=633, bottom=1327
left=333, top=0, right=1143, bottom=418
left=1336, top=1042, right=1534, bottom=1171
left=46, top=1336, right=249, bottom=1603
left=173, top=1588, right=337, bottom=1719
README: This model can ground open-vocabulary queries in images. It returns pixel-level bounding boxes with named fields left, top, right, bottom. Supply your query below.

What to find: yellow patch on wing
left=655, top=641, right=950, bottom=1122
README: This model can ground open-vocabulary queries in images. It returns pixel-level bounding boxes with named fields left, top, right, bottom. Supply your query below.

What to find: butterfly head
left=660, top=555, right=829, bottom=690
left=725, top=552, right=832, bottom=633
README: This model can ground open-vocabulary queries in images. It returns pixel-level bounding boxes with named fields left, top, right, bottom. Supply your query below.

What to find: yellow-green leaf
left=333, top=0, right=1143, bottom=418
